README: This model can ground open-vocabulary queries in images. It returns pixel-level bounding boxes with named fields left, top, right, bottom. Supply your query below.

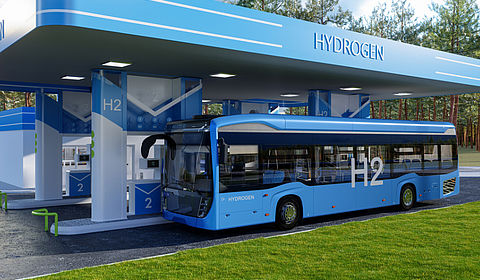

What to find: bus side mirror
left=218, top=138, right=228, bottom=165
left=141, top=134, right=176, bottom=160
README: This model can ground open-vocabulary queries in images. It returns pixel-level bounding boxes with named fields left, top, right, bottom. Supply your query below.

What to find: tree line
left=226, top=0, right=480, bottom=151
left=0, top=91, right=34, bottom=110
left=1, top=1, right=479, bottom=151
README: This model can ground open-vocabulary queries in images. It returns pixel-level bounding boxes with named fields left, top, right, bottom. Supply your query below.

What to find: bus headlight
left=197, top=197, right=211, bottom=218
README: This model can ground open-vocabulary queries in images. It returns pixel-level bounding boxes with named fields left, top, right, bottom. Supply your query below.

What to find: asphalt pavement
left=0, top=177, right=479, bottom=280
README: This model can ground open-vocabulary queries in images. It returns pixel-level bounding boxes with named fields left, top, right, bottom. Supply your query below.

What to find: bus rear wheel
left=400, top=185, right=416, bottom=210
left=275, top=197, right=301, bottom=230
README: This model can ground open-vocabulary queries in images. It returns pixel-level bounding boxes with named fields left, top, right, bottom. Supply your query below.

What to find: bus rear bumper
left=416, top=171, right=459, bottom=202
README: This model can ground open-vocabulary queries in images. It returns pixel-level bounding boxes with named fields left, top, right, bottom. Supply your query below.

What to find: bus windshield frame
left=165, top=132, right=212, bottom=193
left=163, top=128, right=214, bottom=218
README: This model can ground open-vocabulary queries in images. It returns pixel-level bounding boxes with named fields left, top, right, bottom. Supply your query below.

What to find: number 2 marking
left=145, top=197, right=152, bottom=209
left=113, top=99, right=121, bottom=111
left=78, top=183, right=84, bottom=192
left=370, top=157, right=384, bottom=186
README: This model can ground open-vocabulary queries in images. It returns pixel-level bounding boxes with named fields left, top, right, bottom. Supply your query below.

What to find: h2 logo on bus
left=350, top=157, right=384, bottom=188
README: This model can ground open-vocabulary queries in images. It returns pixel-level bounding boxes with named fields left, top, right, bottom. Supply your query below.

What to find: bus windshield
left=164, top=131, right=213, bottom=218
left=166, top=143, right=212, bottom=193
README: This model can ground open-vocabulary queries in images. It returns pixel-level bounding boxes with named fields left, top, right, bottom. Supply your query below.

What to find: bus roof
left=213, top=114, right=455, bottom=135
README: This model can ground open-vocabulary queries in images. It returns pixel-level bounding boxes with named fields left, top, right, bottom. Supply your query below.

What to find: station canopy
left=0, top=0, right=479, bottom=101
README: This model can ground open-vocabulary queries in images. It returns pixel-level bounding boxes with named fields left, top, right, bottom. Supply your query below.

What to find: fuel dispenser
left=65, top=145, right=92, bottom=197
left=127, top=143, right=164, bottom=216
left=74, top=153, right=91, bottom=169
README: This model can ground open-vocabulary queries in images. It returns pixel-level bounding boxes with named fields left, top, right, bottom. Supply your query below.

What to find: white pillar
left=91, top=71, right=127, bottom=222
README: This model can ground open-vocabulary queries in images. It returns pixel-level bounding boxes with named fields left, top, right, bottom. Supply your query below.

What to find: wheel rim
left=403, top=189, right=413, bottom=207
left=282, top=202, right=297, bottom=224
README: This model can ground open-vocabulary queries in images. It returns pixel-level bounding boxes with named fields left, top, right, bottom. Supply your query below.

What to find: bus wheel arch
left=275, top=195, right=303, bottom=230
left=399, top=183, right=416, bottom=210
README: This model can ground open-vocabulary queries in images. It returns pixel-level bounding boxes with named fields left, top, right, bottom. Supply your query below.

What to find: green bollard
left=32, top=209, right=59, bottom=237
left=0, top=192, right=6, bottom=211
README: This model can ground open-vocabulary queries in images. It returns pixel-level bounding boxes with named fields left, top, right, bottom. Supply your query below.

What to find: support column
left=308, top=90, right=330, bottom=117
left=91, top=71, right=127, bottom=222
left=354, top=95, right=371, bottom=119
left=222, top=100, right=241, bottom=115
left=180, top=78, right=202, bottom=120
left=35, top=90, right=62, bottom=200
left=309, top=90, right=371, bottom=119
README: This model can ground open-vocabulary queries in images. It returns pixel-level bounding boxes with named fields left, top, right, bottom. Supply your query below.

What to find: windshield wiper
left=168, top=179, right=204, bottom=195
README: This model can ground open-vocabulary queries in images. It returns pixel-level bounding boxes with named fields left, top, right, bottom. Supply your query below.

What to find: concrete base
left=54, top=215, right=171, bottom=235
left=459, top=166, right=480, bottom=177
left=0, top=180, right=35, bottom=194
left=8, top=197, right=91, bottom=210
left=0, top=188, right=35, bottom=194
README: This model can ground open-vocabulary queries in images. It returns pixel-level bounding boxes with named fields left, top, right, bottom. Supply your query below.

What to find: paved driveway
left=0, top=177, right=479, bottom=280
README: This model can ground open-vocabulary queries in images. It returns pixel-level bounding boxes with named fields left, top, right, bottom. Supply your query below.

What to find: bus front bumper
left=163, top=210, right=217, bottom=230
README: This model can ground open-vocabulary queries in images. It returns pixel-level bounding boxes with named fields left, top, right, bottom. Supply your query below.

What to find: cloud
left=336, top=0, right=461, bottom=19
left=338, top=0, right=382, bottom=17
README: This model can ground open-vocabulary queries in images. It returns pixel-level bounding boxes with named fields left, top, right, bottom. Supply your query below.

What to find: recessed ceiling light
left=340, top=87, right=363, bottom=91
left=61, top=76, right=85, bottom=81
left=210, top=73, right=236, bottom=78
left=280, top=93, right=300, bottom=98
left=102, top=61, right=132, bottom=68
left=202, top=99, right=212, bottom=103
left=394, top=92, right=413, bottom=96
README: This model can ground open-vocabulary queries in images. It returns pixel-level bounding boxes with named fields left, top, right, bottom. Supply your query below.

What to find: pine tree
left=423, top=0, right=480, bottom=56
left=279, top=0, right=305, bottom=20
left=303, top=0, right=351, bottom=26
left=390, top=0, right=419, bottom=44
left=236, top=0, right=255, bottom=8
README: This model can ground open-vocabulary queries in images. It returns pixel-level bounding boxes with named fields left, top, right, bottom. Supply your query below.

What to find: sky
left=339, top=0, right=438, bottom=18
left=338, top=0, right=480, bottom=19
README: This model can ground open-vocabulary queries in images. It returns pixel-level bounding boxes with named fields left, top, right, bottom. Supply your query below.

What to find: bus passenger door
left=217, top=144, right=265, bottom=228
left=218, top=190, right=264, bottom=228
left=313, top=146, right=357, bottom=215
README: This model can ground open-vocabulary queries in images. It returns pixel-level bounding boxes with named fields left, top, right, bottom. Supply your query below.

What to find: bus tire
left=400, top=184, right=416, bottom=211
left=275, top=196, right=301, bottom=230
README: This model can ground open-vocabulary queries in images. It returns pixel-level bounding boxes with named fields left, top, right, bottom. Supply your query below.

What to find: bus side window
left=262, top=147, right=311, bottom=184
left=315, top=146, right=353, bottom=184
left=423, top=145, right=439, bottom=174
left=410, top=145, right=423, bottom=171
left=314, top=146, right=323, bottom=184
left=339, top=146, right=353, bottom=183
left=219, top=145, right=261, bottom=192
left=440, top=144, right=457, bottom=170
left=318, top=146, right=337, bottom=184
left=262, top=148, right=286, bottom=184
left=393, top=145, right=421, bottom=176
left=368, top=145, right=390, bottom=179
left=293, top=148, right=311, bottom=183
left=356, top=146, right=367, bottom=182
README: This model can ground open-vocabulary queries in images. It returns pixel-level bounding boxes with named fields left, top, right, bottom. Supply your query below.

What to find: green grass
left=459, top=146, right=480, bottom=167
left=39, top=202, right=480, bottom=280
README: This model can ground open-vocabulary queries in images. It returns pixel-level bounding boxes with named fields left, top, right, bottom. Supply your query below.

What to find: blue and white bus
left=141, top=115, right=459, bottom=230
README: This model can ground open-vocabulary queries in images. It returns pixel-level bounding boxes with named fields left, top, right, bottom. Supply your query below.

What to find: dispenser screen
left=147, top=160, right=160, bottom=168
left=79, top=155, right=90, bottom=162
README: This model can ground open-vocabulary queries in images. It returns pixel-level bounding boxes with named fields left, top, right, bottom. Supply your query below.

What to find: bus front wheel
left=275, top=197, right=301, bottom=230
left=400, top=185, right=416, bottom=210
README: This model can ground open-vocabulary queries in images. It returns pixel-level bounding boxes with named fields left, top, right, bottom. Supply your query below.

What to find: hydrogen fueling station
left=0, top=0, right=479, bottom=235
